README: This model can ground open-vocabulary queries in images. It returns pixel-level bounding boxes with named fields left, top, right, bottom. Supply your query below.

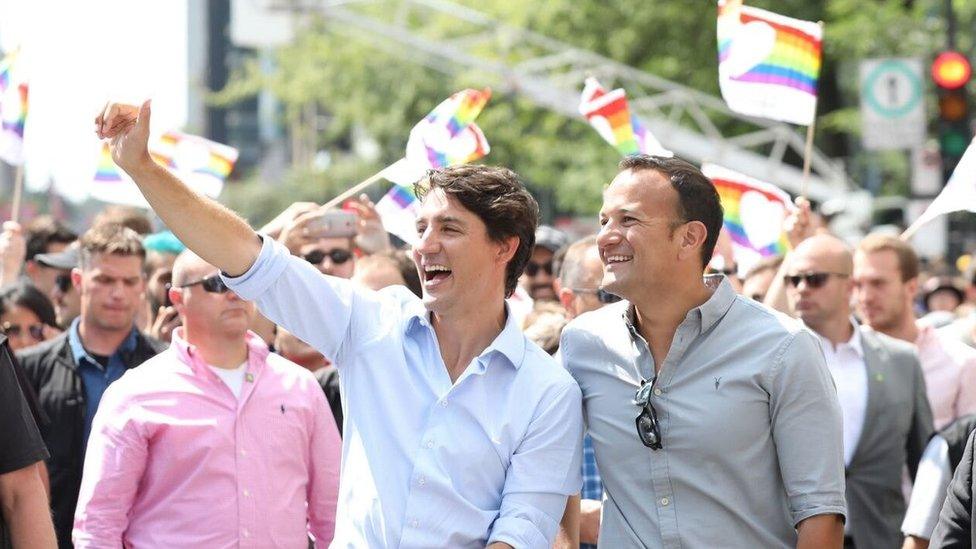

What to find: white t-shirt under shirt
left=209, top=361, right=248, bottom=399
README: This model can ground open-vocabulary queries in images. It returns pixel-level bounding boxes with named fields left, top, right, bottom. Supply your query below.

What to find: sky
left=0, top=0, right=189, bottom=202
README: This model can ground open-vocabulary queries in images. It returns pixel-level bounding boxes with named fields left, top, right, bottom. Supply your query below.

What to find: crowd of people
left=4, top=99, right=976, bottom=548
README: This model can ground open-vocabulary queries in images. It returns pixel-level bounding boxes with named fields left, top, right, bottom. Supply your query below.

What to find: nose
left=414, top=225, right=440, bottom=255
left=596, top=222, right=621, bottom=252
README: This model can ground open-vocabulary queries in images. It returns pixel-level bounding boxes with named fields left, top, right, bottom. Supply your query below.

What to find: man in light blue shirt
left=95, top=100, right=584, bottom=548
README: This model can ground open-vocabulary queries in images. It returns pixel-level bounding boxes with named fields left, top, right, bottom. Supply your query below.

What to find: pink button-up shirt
left=73, top=328, right=341, bottom=548
left=916, top=323, right=976, bottom=430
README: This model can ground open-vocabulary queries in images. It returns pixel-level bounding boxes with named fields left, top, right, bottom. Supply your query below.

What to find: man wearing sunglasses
left=518, top=225, right=568, bottom=302
left=780, top=235, right=932, bottom=549
left=97, top=100, right=582, bottom=549
left=560, top=155, right=846, bottom=548
left=74, top=251, right=341, bottom=547
left=17, top=224, right=167, bottom=548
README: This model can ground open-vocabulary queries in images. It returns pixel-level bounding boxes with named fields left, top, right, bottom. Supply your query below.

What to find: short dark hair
left=618, top=155, right=724, bottom=270
left=25, top=216, right=77, bottom=261
left=78, top=223, right=146, bottom=271
left=415, top=165, right=539, bottom=297
left=92, top=205, right=154, bottom=235
left=0, top=281, right=58, bottom=327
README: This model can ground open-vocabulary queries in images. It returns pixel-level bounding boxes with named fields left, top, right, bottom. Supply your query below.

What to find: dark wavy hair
left=0, top=281, right=58, bottom=327
left=415, top=165, right=539, bottom=297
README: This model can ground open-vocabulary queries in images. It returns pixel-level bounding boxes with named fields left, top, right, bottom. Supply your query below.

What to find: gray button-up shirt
left=561, top=276, right=846, bottom=548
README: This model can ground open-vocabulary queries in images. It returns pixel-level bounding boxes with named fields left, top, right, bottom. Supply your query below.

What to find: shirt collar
left=623, top=275, right=737, bottom=338
left=68, top=317, right=139, bottom=365
left=814, top=317, right=865, bottom=357
left=170, top=326, right=270, bottom=377
left=406, top=302, right=526, bottom=370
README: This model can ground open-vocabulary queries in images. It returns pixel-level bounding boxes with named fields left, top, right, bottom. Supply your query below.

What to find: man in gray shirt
left=561, top=155, right=847, bottom=548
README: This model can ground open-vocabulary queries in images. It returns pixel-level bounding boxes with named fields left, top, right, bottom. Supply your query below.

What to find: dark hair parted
left=618, top=155, right=724, bottom=270
left=415, top=165, right=539, bottom=298
left=0, top=282, right=58, bottom=328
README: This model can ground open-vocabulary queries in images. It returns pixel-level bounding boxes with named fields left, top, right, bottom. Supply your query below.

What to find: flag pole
left=800, top=20, right=825, bottom=200
left=11, top=163, right=23, bottom=223
left=322, top=167, right=389, bottom=210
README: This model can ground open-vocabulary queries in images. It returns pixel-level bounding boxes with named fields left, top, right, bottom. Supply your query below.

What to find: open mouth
left=422, top=264, right=453, bottom=287
left=604, top=254, right=633, bottom=266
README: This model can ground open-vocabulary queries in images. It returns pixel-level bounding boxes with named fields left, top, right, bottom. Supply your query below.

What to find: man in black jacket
left=18, top=224, right=165, bottom=548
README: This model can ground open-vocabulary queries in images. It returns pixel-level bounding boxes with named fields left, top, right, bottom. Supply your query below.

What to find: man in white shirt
left=783, top=234, right=933, bottom=548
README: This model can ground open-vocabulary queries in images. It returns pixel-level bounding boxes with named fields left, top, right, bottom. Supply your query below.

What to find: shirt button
left=418, top=476, right=426, bottom=486
left=653, top=388, right=662, bottom=396
left=660, top=497, right=670, bottom=506
left=243, top=529, right=250, bottom=537
left=440, top=399, right=448, bottom=407
left=425, top=440, right=434, bottom=449
left=411, top=519, right=420, bottom=528
left=243, top=489, right=250, bottom=497
left=240, top=449, right=246, bottom=457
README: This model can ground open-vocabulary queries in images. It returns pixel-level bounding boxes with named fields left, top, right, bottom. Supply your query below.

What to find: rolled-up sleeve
left=306, top=377, right=342, bottom=546
left=222, top=235, right=358, bottom=362
left=767, top=330, right=847, bottom=526
left=487, top=381, right=583, bottom=547
left=73, top=381, right=148, bottom=548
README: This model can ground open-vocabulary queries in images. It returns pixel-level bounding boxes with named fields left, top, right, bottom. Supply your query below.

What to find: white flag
left=903, top=137, right=976, bottom=238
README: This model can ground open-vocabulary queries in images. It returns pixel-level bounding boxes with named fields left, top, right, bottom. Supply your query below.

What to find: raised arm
left=96, top=101, right=260, bottom=276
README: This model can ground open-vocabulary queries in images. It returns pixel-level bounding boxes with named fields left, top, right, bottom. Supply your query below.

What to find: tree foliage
left=217, top=0, right=976, bottom=224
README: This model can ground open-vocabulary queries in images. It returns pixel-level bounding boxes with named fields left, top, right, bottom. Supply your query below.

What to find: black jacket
left=17, top=331, right=166, bottom=549
left=932, top=428, right=976, bottom=548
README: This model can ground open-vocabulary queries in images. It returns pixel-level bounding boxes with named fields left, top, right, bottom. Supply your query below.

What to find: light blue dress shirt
left=223, top=236, right=583, bottom=548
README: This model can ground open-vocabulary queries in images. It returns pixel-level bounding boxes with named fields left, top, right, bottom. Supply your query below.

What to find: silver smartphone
left=306, top=210, right=358, bottom=238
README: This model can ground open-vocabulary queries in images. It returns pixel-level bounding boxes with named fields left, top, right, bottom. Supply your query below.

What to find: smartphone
left=306, top=210, right=358, bottom=239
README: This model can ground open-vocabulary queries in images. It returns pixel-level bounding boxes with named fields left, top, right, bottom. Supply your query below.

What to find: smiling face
left=412, top=188, right=515, bottom=316
left=597, top=169, right=688, bottom=301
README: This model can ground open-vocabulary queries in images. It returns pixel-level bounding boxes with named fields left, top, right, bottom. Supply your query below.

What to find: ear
left=676, top=221, right=708, bottom=263
left=496, top=235, right=519, bottom=266
left=70, top=268, right=82, bottom=289
left=906, top=276, right=919, bottom=299
left=558, top=286, right=575, bottom=314
left=169, top=286, right=185, bottom=308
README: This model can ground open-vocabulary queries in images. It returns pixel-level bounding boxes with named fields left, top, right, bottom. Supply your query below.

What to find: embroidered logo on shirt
left=245, top=373, right=254, bottom=383
left=280, top=404, right=286, bottom=414
left=714, top=376, right=722, bottom=390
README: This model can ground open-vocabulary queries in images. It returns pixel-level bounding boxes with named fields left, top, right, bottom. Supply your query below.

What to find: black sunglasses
left=175, top=274, right=230, bottom=293
left=1, top=321, right=44, bottom=341
left=525, top=261, right=554, bottom=277
left=55, top=272, right=72, bottom=293
left=634, top=379, right=663, bottom=450
left=571, top=288, right=622, bottom=304
left=783, top=272, right=849, bottom=289
left=304, top=248, right=353, bottom=266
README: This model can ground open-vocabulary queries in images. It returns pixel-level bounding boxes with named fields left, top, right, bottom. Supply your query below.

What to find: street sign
left=860, top=58, right=926, bottom=150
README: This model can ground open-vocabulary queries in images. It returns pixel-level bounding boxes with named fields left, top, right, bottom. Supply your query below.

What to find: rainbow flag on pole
left=0, top=49, right=27, bottom=165
left=716, top=0, right=822, bottom=126
left=375, top=183, right=421, bottom=245
left=702, top=163, right=793, bottom=269
left=381, top=88, right=492, bottom=186
left=579, top=77, right=671, bottom=157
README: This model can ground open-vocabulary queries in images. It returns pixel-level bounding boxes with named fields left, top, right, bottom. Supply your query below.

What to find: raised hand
left=783, top=196, right=813, bottom=250
left=95, top=100, right=153, bottom=175
left=347, top=194, right=391, bottom=254
left=0, top=221, right=26, bottom=286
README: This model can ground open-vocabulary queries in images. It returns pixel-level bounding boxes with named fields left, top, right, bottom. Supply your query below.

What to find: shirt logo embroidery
left=714, top=376, right=722, bottom=390
left=280, top=404, right=286, bottom=414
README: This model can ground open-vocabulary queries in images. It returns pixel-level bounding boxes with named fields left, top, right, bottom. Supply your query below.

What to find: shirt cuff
left=221, top=234, right=290, bottom=301
left=488, top=515, right=551, bottom=548
left=790, top=495, right=847, bottom=528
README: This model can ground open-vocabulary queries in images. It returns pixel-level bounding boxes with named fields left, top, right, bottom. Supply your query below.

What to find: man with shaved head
left=73, top=251, right=341, bottom=548
left=783, top=234, right=933, bottom=548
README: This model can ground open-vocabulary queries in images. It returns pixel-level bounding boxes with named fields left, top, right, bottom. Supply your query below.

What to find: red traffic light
left=932, top=51, right=972, bottom=89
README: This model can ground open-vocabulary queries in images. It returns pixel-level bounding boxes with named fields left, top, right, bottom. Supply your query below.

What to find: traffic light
left=932, top=51, right=972, bottom=176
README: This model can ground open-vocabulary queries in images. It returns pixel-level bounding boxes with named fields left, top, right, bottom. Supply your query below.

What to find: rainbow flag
left=375, top=183, right=421, bottom=245
left=716, top=0, right=822, bottom=126
left=424, top=88, right=491, bottom=140
left=579, top=77, right=671, bottom=157
left=702, top=163, right=792, bottom=266
left=0, top=49, right=27, bottom=165
left=151, top=130, right=238, bottom=181
left=95, top=142, right=125, bottom=182
left=382, top=89, right=492, bottom=185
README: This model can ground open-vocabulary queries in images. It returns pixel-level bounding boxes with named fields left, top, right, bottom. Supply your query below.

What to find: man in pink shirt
left=854, top=234, right=976, bottom=430
left=72, top=251, right=341, bottom=548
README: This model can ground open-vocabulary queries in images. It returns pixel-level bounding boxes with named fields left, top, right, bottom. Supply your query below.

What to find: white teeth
left=424, top=265, right=450, bottom=272
left=606, top=255, right=632, bottom=263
